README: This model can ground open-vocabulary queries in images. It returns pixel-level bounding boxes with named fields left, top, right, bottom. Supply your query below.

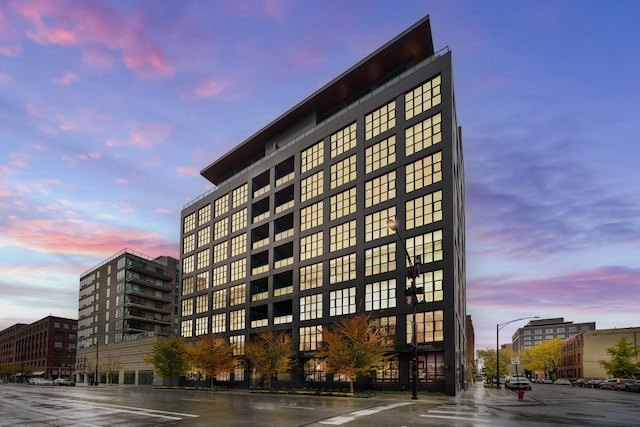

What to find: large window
left=301, top=140, right=324, bottom=174
left=181, top=298, right=193, bottom=316
left=329, top=287, right=356, bottom=316
left=183, top=234, right=195, bottom=254
left=212, top=265, right=227, bottom=287
left=181, top=320, right=193, bottom=338
left=365, top=279, right=396, bottom=311
left=299, top=325, right=322, bottom=351
left=330, top=187, right=356, bottom=221
left=197, top=226, right=210, bottom=247
left=406, top=230, right=443, bottom=265
left=365, top=135, right=396, bottom=174
left=230, top=284, right=246, bottom=306
left=198, top=204, right=211, bottom=225
left=409, top=310, right=444, bottom=344
left=329, top=253, right=356, bottom=285
left=366, top=100, right=396, bottom=140
left=406, top=190, right=442, bottom=230
left=365, top=206, right=396, bottom=242
left=301, top=170, right=324, bottom=202
left=232, top=184, right=248, bottom=208
left=230, top=258, right=246, bottom=281
left=304, top=358, right=326, bottom=382
left=183, top=212, right=196, bottom=233
left=212, top=313, right=226, bottom=333
left=196, top=271, right=209, bottom=291
left=300, top=262, right=323, bottom=291
left=214, top=194, right=229, bottom=217
left=300, top=231, right=323, bottom=261
left=212, top=289, right=227, bottom=310
left=371, top=315, right=396, bottom=340
left=230, top=335, right=245, bottom=356
left=405, top=74, right=441, bottom=120
left=231, top=208, right=247, bottom=232
left=330, top=154, right=356, bottom=189
left=182, top=277, right=194, bottom=295
left=195, top=316, right=208, bottom=336
left=405, top=113, right=442, bottom=156
left=330, top=220, right=356, bottom=252
left=197, top=248, right=210, bottom=269
left=406, top=151, right=442, bottom=193
left=301, top=201, right=323, bottom=232
left=365, top=243, right=396, bottom=276
left=230, top=309, right=245, bottom=331
left=372, top=356, right=399, bottom=383
left=365, top=171, right=396, bottom=208
left=183, top=255, right=194, bottom=274
left=195, top=294, right=208, bottom=314
left=330, top=122, right=357, bottom=158
left=214, top=217, right=228, bottom=240
left=231, top=233, right=247, bottom=257
left=300, top=293, right=323, bottom=321
left=213, top=242, right=227, bottom=264
left=418, top=270, right=443, bottom=303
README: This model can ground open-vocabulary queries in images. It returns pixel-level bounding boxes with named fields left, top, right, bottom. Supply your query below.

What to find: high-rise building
left=512, top=318, right=596, bottom=353
left=180, top=15, right=466, bottom=395
left=76, top=249, right=179, bottom=385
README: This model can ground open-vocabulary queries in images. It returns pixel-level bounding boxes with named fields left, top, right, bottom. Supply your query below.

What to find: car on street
left=542, top=379, right=553, bottom=384
left=505, top=377, right=532, bottom=391
left=28, top=378, right=53, bottom=386
left=585, top=379, right=604, bottom=388
left=572, top=379, right=586, bottom=387
left=599, top=378, right=634, bottom=390
left=554, top=378, right=572, bottom=385
left=53, top=378, right=75, bottom=386
left=624, top=380, right=640, bottom=392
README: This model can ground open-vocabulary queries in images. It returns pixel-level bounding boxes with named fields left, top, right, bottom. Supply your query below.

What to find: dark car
left=625, top=380, right=640, bottom=392
left=585, top=379, right=604, bottom=388
left=572, top=379, right=587, bottom=387
left=505, top=377, right=532, bottom=391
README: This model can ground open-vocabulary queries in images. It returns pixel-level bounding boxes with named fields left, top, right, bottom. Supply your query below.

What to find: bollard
left=518, top=390, right=525, bottom=400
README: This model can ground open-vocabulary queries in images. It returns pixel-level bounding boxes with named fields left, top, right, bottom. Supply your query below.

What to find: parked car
left=599, top=378, right=634, bottom=390
left=542, top=379, right=553, bottom=384
left=28, top=378, right=53, bottom=386
left=53, top=378, right=75, bottom=386
left=572, top=379, right=587, bottom=387
left=505, top=377, right=532, bottom=391
left=585, top=379, right=604, bottom=388
left=614, top=379, right=636, bottom=391
left=625, top=380, right=640, bottom=392
left=554, top=378, right=572, bottom=385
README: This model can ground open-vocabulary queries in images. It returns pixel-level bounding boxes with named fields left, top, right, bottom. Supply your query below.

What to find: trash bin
left=518, top=390, right=525, bottom=400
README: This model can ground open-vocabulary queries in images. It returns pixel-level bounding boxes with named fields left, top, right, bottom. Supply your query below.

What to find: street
left=1, top=382, right=639, bottom=426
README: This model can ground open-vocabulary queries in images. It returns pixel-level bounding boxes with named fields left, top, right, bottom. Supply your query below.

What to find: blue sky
left=1, top=0, right=639, bottom=350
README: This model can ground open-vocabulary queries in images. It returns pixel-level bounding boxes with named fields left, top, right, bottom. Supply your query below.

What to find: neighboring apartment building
left=180, top=15, right=466, bottom=396
left=76, top=249, right=179, bottom=385
left=560, top=327, right=640, bottom=379
left=512, top=318, right=596, bottom=353
left=0, top=316, right=77, bottom=381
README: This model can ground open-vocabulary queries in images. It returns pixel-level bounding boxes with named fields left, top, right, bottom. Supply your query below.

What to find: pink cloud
left=9, top=152, right=29, bottom=168
left=191, top=76, right=225, bottom=99
left=54, top=71, right=77, bottom=85
left=291, top=46, right=324, bottom=68
left=61, top=151, right=102, bottom=167
left=0, top=71, right=12, bottom=84
left=177, top=166, right=197, bottom=177
left=25, top=103, right=39, bottom=117
left=155, top=208, right=171, bottom=214
left=0, top=188, right=11, bottom=197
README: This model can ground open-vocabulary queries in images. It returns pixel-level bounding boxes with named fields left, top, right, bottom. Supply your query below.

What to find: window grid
left=406, top=151, right=442, bottom=193
left=330, top=187, right=356, bottom=221
left=365, top=279, right=397, bottom=311
left=365, top=171, right=396, bottom=208
left=371, top=315, right=397, bottom=340
left=212, top=289, right=227, bottom=310
left=299, top=325, right=323, bottom=351
left=300, top=262, right=323, bottom=291
left=212, top=265, right=227, bottom=287
left=406, top=230, right=443, bottom=265
left=300, top=231, right=323, bottom=261
left=301, top=140, right=324, bottom=174
left=212, top=313, right=226, bottom=333
left=300, top=293, right=323, bottom=321
left=197, top=226, right=210, bottom=248
left=183, top=212, right=196, bottom=233
left=405, top=74, right=442, bottom=120
left=197, top=248, right=210, bottom=270
left=231, top=233, right=247, bottom=257
left=182, top=277, right=194, bottom=295
left=329, top=220, right=356, bottom=252
left=365, top=243, right=396, bottom=276
left=183, top=255, right=194, bottom=274
left=183, top=234, right=195, bottom=254
left=365, top=100, right=396, bottom=140
left=198, top=204, right=211, bottom=225
left=230, top=258, right=246, bottom=281
left=214, top=218, right=229, bottom=240
left=301, top=201, right=323, bottom=232
left=230, top=335, right=245, bottom=356
left=409, top=310, right=444, bottom=344
left=195, top=294, right=208, bottom=314
left=405, top=113, right=442, bottom=156
left=330, top=122, right=357, bottom=158
left=214, top=194, right=229, bottom=217
left=213, top=242, right=227, bottom=264
left=330, top=154, right=357, bottom=189
left=301, top=170, right=324, bottom=203
left=230, top=309, right=246, bottom=331
left=196, top=271, right=209, bottom=291
left=373, top=356, right=400, bottom=382
left=230, top=284, right=246, bottom=306
left=365, top=135, right=396, bottom=174
left=406, top=190, right=443, bottom=230
left=329, top=287, right=356, bottom=316
left=365, top=206, right=396, bottom=242
left=195, top=316, right=208, bottom=336
left=232, top=184, right=248, bottom=208
left=329, top=253, right=356, bottom=285
left=181, top=320, right=192, bottom=338
left=181, top=298, right=193, bottom=316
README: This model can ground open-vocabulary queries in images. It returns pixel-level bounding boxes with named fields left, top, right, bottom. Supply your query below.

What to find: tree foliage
left=520, top=338, right=563, bottom=379
left=144, top=335, right=191, bottom=385
left=245, top=330, right=293, bottom=388
left=316, top=314, right=392, bottom=393
left=599, top=337, right=640, bottom=378
left=477, top=348, right=510, bottom=383
left=187, top=334, right=235, bottom=386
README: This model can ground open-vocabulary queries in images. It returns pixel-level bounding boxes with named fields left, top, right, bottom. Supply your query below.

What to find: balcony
left=251, top=318, right=268, bottom=328
left=274, top=314, right=293, bottom=325
left=274, top=228, right=293, bottom=242
left=275, top=200, right=294, bottom=214
left=251, top=265, right=269, bottom=276
left=275, top=172, right=294, bottom=187
left=252, top=237, right=269, bottom=250
left=251, top=291, right=269, bottom=302
left=273, top=285, right=293, bottom=297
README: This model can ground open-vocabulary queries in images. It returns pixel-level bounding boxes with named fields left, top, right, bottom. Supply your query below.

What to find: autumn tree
left=520, top=338, right=563, bottom=379
left=477, top=348, right=510, bottom=384
left=599, top=337, right=640, bottom=378
left=187, top=334, right=235, bottom=388
left=317, top=314, right=392, bottom=393
left=245, top=330, right=293, bottom=389
left=100, top=352, right=123, bottom=384
left=144, top=335, right=191, bottom=386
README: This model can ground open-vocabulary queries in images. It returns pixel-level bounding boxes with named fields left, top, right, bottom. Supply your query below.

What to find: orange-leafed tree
left=187, top=334, right=235, bottom=388
left=317, top=314, right=392, bottom=393
left=245, top=330, right=293, bottom=389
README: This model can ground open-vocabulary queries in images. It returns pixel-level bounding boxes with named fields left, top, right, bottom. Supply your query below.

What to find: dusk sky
left=1, top=0, right=639, bottom=351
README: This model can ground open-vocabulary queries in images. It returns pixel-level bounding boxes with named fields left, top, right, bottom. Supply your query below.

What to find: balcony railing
left=253, top=211, right=270, bottom=223
left=251, top=291, right=269, bottom=302
left=252, top=237, right=269, bottom=250
left=251, top=318, right=268, bottom=328
left=251, top=265, right=269, bottom=276
left=274, top=286, right=293, bottom=297
left=274, top=257, right=293, bottom=270
left=253, top=185, right=270, bottom=199
left=274, top=229, right=294, bottom=242
left=274, top=315, right=293, bottom=325
left=275, top=172, right=294, bottom=187
left=275, top=200, right=294, bottom=214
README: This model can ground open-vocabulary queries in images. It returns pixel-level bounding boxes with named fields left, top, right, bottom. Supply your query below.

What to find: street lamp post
left=496, top=316, right=539, bottom=389
left=388, top=217, right=423, bottom=400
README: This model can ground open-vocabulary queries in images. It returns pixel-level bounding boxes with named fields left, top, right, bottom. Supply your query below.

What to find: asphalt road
left=1, top=382, right=638, bottom=426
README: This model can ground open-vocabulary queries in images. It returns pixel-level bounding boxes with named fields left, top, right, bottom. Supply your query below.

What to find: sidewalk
left=453, top=382, right=540, bottom=406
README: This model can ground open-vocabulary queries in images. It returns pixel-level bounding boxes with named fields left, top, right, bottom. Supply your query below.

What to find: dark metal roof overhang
left=201, top=15, right=434, bottom=185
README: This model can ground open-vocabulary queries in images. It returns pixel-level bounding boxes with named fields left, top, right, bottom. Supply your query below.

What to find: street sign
left=511, top=357, right=520, bottom=365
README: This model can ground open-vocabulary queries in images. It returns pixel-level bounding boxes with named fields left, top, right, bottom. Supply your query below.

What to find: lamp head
left=387, top=217, right=398, bottom=231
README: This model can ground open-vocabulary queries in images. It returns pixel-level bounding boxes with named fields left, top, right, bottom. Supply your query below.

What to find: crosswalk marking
left=319, top=402, right=413, bottom=425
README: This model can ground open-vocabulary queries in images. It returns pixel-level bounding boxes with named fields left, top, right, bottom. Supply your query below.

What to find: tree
left=187, top=334, right=235, bottom=388
left=245, top=330, right=293, bottom=389
left=144, top=335, right=191, bottom=386
left=317, top=314, right=392, bottom=393
left=100, top=353, right=122, bottom=384
left=477, top=348, right=510, bottom=384
left=599, top=337, right=640, bottom=378
left=520, top=338, right=563, bottom=379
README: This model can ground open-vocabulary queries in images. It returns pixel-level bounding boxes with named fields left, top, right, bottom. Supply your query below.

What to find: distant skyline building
left=76, top=249, right=179, bottom=385
left=180, top=15, right=467, bottom=395
left=0, top=316, right=77, bottom=382
left=512, top=318, right=596, bottom=353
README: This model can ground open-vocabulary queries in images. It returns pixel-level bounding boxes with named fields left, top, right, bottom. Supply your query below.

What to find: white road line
left=320, top=402, right=412, bottom=425
left=421, top=414, right=492, bottom=422
left=56, top=398, right=199, bottom=420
